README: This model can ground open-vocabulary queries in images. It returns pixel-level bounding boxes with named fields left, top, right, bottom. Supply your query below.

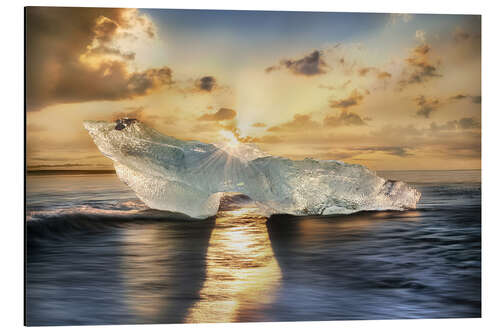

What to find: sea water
left=26, top=170, right=481, bottom=325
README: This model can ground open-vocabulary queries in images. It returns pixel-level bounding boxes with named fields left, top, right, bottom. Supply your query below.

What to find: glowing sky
left=26, top=8, right=481, bottom=170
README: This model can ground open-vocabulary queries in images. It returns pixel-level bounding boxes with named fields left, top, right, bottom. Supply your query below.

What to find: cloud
left=471, top=95, right=481, bottom=104
left=26, top=123, right=47, bottom=133
left=111, top=106, right=177, bottom=127
left=377, top=71, right=392, bottom=80
left=415, top=30, right=426, bottom=43
left=458, top=117, right=481, bottom=129
left=449, top=93, right=482, bottom=104
left=370, top=124, right=423, bottom=139
left=352, top=146, right=413, bottom=157
left=450, top=93, right=469, bottom=100
left=84, top=45, right=136, bottom=61
left=357, top=66, right=392, bottom=81
left=389, top=13, right=413, bottom=25
left=194, top=76, right=217, bottom=92
left=268, top=114, right=321, bottom=132
left=358, top=67, right=375, bottom=77
left=266, top=50, right=329, bottom=76
left=319, top=80, right=352, bottom=91
left=329, top=89, right=365, bottom=110
left=243, top=135, right=283, bottom=144
left=78, top=14, right=143, bottom=63
left=324, top=111, right=366, bottom=127
left=398, top=44, right=441, bottom=89
left=26, top=7, right=171, bottom=111
left=430, top=117, right=480, bottom=132
left=252, top=122, right=267, bottom=128
left=453, top=27, right=471, bottom=42
left=198, top=108, right=237, bottom=121
left=415, top=95, right=442, bottom=118
left=111, top=106, right=145, bottom=120
left=429, top=120, right=459, bottom=132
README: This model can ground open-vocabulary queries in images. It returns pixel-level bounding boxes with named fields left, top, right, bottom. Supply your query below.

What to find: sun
left=219, top=130, right=240, bottom=148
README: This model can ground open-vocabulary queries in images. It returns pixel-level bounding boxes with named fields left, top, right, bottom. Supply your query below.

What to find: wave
left=26, top=204, right=212, bottom=245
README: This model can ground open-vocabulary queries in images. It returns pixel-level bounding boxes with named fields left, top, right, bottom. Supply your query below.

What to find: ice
left=84, top=120, right=421, bottom=218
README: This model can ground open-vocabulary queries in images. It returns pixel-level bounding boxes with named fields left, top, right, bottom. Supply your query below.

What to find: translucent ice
left=84, top=120, right=421, bottom=218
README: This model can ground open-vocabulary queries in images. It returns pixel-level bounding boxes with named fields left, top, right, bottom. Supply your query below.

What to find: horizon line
left=26, top=168, right=482, bottom=173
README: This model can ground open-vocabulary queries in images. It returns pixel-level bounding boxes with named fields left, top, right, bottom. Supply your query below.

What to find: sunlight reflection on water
left=186, top=206, right=282, bottom=323
left=26, top=173, right=481, bottom=325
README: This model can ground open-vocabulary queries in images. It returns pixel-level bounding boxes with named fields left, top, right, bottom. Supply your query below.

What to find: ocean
left=25, top=170, right=481, bottom=325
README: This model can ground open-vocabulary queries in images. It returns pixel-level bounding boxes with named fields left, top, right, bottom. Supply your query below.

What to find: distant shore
left=27, top=169, right=116, bottom=175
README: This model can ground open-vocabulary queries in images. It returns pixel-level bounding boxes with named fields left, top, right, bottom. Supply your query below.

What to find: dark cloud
left=324, top=90, right=367, bottom=127
left=265, top=65, right=280, bottom=73
left=266, top=50, right=329, bottom=76
left=450, top=94, right=469, bottom=100
left=329, top=90, right=365, bottom=110
left=324, top=111, right=366, bottom=127
left=268, top=114, right=321, bottom=132
left=449, top=93, right=481, bottom=105
left=26, top=7, right=170, bottom=111
left=471, top=95, right=481, bottom=104
left=415, top=95, right=441, bottom=118
left=458, top=117, right=481, bottom=129
left=453, top=27, right=471, bottom=42
left=195, top=76, right=217, bottom=92
left=198, top=108, right=237, bottom=121
left=429, top=117, right=481, bottom=132
left=352, top=146, right=413, bottom=157
left=398, top=44, right=441, bottom=89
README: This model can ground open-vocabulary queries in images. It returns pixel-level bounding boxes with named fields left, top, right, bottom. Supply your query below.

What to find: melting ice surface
left=84, top=120, right=421, bottom=219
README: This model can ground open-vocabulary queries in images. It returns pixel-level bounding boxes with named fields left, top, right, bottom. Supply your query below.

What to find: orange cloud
left=329, top=89, right=365, bottom=110
left=398, top=43, right=441, bottom=89
left=268, top=114, right=321, bottom=132
left=26, top=7, right=170, bottom=111
left=415, top=95, right=442, bottom=118
left=198, top=108, right=237, bottom=121
left=324, top=111, right=366, bottom=127
left=266, top=50, right=329, bottom=76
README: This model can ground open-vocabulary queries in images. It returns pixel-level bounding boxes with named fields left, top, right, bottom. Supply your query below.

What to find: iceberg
left=84, top=119, right=421, bottom=219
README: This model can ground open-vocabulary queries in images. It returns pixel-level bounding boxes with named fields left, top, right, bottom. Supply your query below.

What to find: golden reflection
left=120, top=225, right=169, bottom=320
left=296, top=210, right=422, bottom=245
left=186, top=206, right=282, bottom=323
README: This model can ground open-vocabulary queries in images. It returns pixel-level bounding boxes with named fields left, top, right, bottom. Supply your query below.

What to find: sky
left=26, top=7, right=481, bottom=171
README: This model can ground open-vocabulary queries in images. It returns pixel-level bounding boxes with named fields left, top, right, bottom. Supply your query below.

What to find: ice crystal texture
left=84, top=120, right=421, bottom=218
